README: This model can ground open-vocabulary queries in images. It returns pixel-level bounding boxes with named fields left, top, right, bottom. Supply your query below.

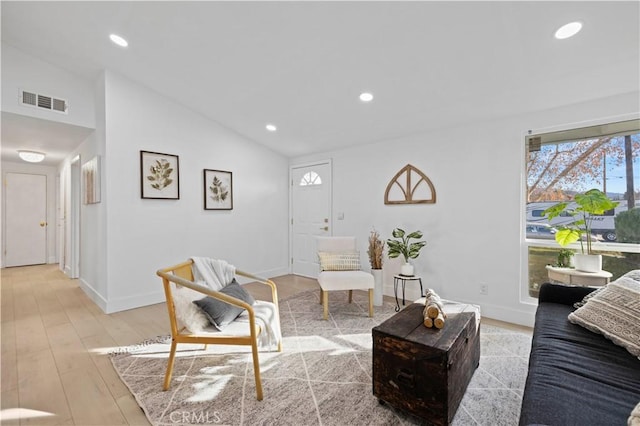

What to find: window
left=524, top=119, right=640, bottom=297
left=300, top=171, right=322, bottom=186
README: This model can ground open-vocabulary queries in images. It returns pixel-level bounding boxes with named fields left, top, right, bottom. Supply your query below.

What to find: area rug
left=110, top=290, right=532, bottom=425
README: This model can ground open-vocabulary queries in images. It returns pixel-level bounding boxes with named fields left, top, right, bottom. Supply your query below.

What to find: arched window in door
left=300, top=171, right=322, bottom=186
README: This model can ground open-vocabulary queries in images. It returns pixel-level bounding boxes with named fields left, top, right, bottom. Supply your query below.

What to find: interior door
left=5, top=172, right=47, bottom=267
left=291, top=162, right=331, bottom=277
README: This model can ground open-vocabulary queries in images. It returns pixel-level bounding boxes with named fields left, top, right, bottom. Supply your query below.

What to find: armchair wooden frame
left=157, top=259, right=282, bottom=401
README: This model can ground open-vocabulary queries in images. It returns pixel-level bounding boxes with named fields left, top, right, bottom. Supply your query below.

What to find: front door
left=291, top=162, right=331, bottom=277
left=5, top=172, right=47, bottom=267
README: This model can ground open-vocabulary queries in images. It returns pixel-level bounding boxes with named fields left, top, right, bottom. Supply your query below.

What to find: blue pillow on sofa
left=193, top=279, right=255, bottom=330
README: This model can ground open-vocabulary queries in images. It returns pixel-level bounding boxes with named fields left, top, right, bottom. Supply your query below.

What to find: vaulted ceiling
left=2, top=1, right=639, bottom=164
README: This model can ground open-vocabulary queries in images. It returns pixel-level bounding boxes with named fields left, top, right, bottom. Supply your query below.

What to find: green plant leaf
left=406, top=231, right=423, bottom=239
left=555, top=228, right=580, bottom=246
left=392, top=228, right=405, bottom=238
left=542, top=202, right=569, bottom=220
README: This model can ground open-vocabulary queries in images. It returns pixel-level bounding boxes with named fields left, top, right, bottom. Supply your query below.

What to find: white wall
left=59, top=126, right=106, bottom=306
left=1, top=43, right=95, bottom=129
left=1, top=161, right=59, bottom=266
left=291, top=91, right=640, bottom=327
left=98, top=71, right=289, bottom=313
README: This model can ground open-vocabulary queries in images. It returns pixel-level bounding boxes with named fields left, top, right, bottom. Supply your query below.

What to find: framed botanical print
left=140, top=151, right=180, bottom=199
left=204, top=169, right=233, bottom=210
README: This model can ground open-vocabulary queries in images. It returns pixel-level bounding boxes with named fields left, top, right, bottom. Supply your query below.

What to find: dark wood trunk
left=372, top=303, right=480, bottom=425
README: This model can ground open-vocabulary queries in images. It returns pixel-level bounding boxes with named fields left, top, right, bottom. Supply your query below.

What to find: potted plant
left=556, top=249, right=574, bottom=268
left=543, top=188, right=618, bottom=272
left=367, top=229, right=385, bottom=306
left=387, top=228, right=426, bottom=276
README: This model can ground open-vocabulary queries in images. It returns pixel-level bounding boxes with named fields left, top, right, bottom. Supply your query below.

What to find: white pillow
left=318, top=251, right=361, bottom=271
left=629, top=401, right=640, bottom=426
left=569, top=276, right=640, bottom=358
left=171, top=285, right=210, bottom=332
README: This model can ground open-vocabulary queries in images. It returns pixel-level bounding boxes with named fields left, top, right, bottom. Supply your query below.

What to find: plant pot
left=371, top=269, right=383, bottom=306
left=574, top=254, right=602, bottom=273
left=400, top=263, right=414, bottom=276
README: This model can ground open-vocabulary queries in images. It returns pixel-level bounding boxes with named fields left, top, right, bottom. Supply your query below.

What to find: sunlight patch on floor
left=0, top=408, right=55, bottom=421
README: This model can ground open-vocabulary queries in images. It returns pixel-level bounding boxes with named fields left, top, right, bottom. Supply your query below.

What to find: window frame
left=521, top=114, right=640, bottom=304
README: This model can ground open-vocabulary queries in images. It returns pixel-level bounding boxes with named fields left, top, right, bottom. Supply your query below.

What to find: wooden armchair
left=156, top=259, right=282, bottom=401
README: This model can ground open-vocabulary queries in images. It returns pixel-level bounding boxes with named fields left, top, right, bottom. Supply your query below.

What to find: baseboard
left=105, top=290, right=166, bottom=314
left=79, top=278, right=108, bottom=312
left=64, top=265, right=72, bottom=277
left=78, top=277, right=168, bottom=314
left=102, top=266, right=288, bottom=313
left=474, top=301, right=536, bottom=328
left=48, top=256, right=57, bottom=264
left=382, top=283, right=536, bottom=328
left=236, top=266, right=292, bottom=283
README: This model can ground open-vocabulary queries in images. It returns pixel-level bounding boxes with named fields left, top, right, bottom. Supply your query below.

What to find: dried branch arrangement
left=368, top=229, right=385, bottom=270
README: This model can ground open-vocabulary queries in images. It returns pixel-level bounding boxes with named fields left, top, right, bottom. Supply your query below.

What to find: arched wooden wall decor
left=384, top=164, right=436, bottom=205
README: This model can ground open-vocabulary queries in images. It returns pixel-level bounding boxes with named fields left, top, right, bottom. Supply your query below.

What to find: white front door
left=5, top=172, right=48, bottom=267
left=291, top=162, right=331, bottom=277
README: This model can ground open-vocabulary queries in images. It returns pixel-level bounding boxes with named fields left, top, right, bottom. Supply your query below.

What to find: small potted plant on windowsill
left=387, top=228, right=426, bottom=276
left=543, top=188, right=618, bottom=272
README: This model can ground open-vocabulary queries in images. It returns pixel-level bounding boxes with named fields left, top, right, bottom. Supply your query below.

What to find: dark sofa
left=519, top=283, right=640, bottom=426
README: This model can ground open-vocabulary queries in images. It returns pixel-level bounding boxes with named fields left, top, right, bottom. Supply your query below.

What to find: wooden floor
left=0, top=264, right=530, bottom=425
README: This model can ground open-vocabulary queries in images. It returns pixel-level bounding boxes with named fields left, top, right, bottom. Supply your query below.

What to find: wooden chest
left=372, top=303, right=480, bottom=425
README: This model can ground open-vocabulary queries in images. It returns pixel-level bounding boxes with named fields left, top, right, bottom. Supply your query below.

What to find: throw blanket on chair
left=236, top=301, right=282, bottom=350
left=191, top=257, right=236, bottom=291
left=190, top=257, right=281, bottom=350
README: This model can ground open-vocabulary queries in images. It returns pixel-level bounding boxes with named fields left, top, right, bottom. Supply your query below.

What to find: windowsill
left=525, top=238, right=640, bottom=253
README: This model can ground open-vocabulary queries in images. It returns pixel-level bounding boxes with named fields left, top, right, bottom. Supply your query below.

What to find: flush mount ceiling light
left=359, top=92, right=374, bottom=102
left=266, top=124, right=277, bottom=132
left=109, top=34, right=128, bottom=47
left=18, top=150, right=46, bottom=163
left=555, top=22, right=583, bottom=39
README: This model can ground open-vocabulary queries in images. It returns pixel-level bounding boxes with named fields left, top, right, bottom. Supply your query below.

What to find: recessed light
left=109, top=34, right=128, bottom=47
left=266, top=124, right=277, bottom=132
left=18, top=150, right=46, bottom=163
left=554, top=22, right=582, bottom=39
left=359, top=92, right=374, bottom=102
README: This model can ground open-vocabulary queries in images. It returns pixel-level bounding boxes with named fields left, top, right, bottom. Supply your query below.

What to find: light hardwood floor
left=0, top=264, right=530, bottom=425
left=0, top=264, right=323, bottom=425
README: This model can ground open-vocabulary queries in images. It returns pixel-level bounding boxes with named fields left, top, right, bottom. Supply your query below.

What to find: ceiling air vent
left=20, top=89, right=68, bottom=114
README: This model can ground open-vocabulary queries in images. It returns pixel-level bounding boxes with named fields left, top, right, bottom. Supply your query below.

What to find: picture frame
left=140, top=150, right=180, bottom=199
left=204, top=169, right=233, bottom=210
left=82, top=155, right=101, bottom=204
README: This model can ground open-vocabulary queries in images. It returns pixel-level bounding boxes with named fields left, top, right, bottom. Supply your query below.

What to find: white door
left=291, top=162, right=331, bottom=277
left=5, top=173, right=47, bottom=267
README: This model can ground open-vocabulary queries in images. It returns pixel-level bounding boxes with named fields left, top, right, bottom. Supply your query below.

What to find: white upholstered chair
left=316, top=236, right=374, bottom=320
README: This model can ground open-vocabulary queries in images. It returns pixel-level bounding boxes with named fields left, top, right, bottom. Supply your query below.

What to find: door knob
left=320, top=226, right=329, bottom=231
left=40, top=221, right=47, bottom=227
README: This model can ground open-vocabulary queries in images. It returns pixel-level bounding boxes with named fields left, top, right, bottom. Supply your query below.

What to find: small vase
left=574, top=254, right=602, bottom=273
left=400, top=263, right=414, bottom=276
left=372, top=269, right=383, bottom=306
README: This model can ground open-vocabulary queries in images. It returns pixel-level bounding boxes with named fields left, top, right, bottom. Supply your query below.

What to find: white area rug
left=110, top=290, right=532, bottom=425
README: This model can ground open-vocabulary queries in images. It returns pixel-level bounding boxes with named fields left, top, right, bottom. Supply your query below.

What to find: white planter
left=372, top=269, right=383, bottom=306
left=574, top=254, right=602, bottom=273
left=400, top=263, right=414, bottom=276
